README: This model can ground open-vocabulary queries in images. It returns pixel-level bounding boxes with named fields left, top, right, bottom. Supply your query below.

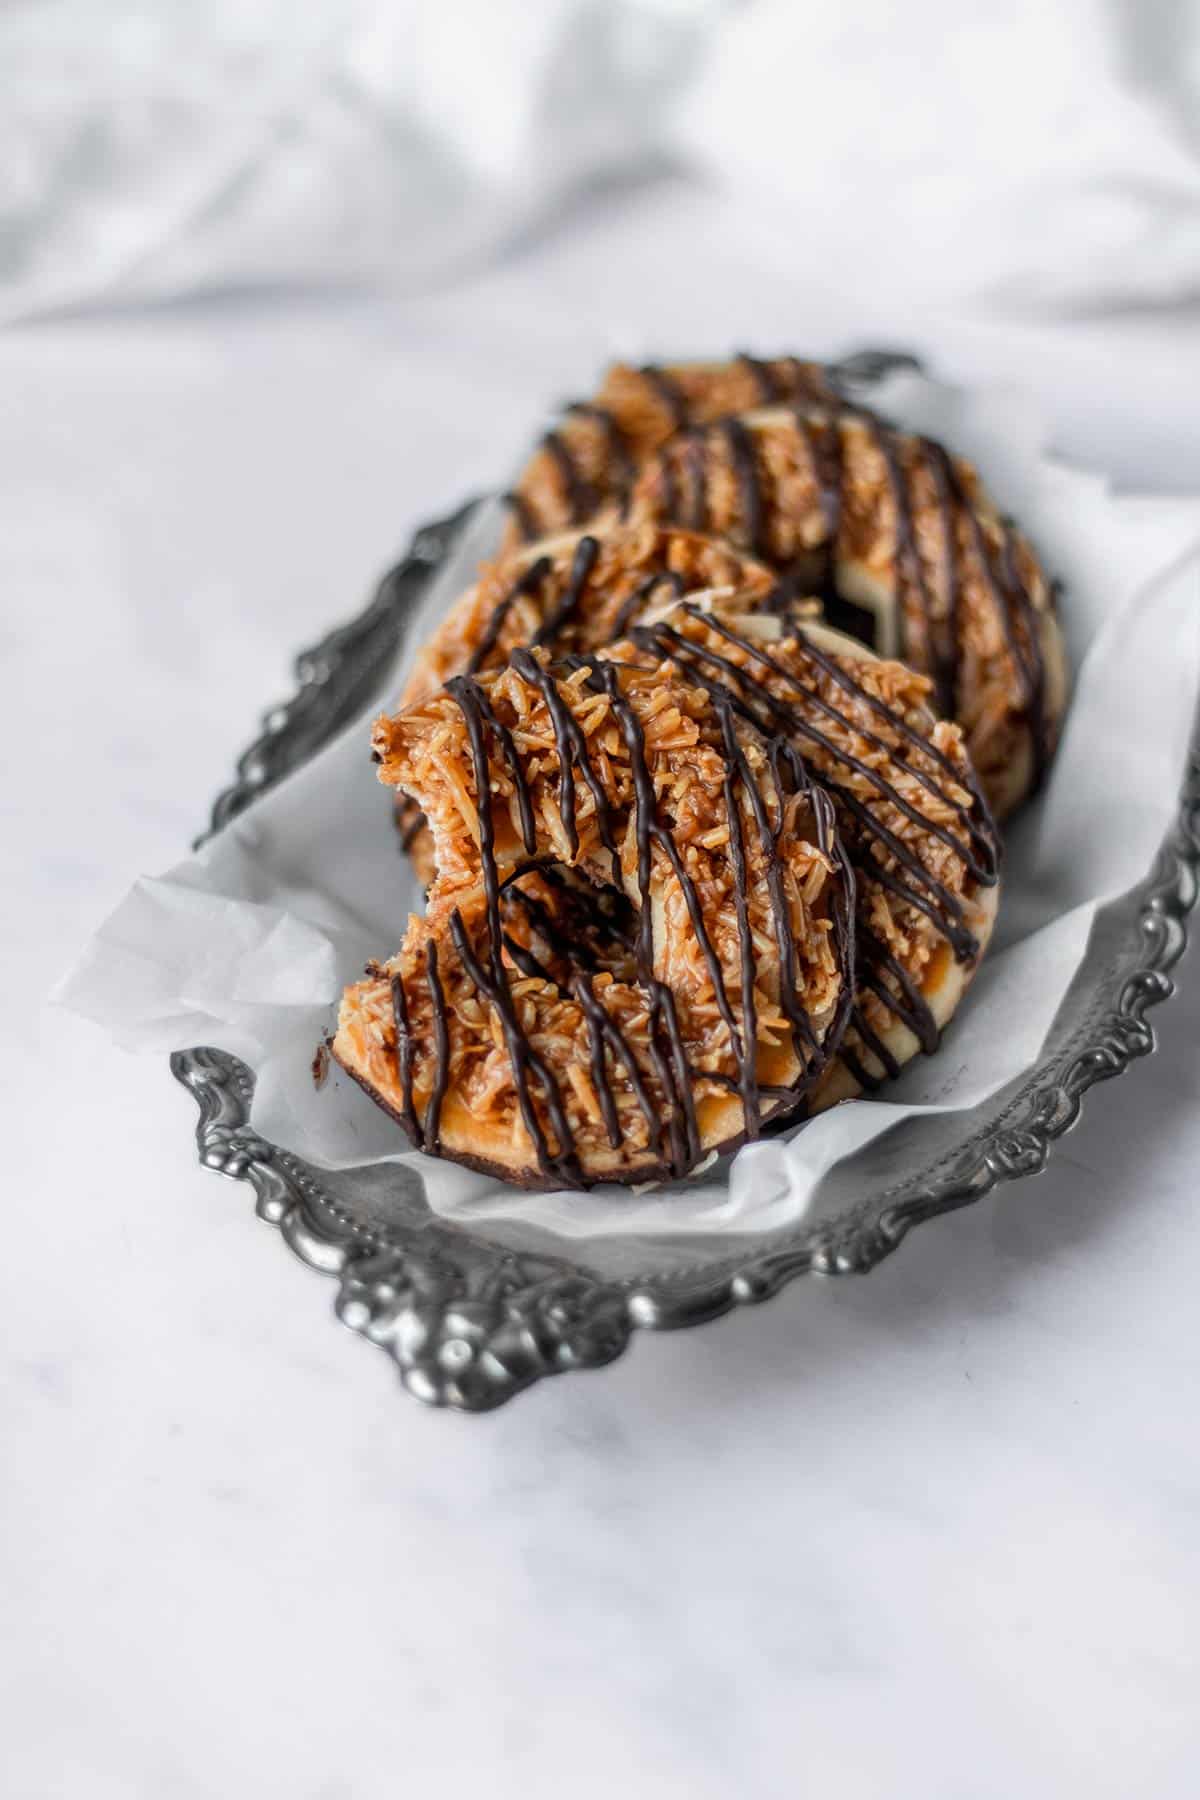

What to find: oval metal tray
left=171, top=357, right=1200, bottom=1411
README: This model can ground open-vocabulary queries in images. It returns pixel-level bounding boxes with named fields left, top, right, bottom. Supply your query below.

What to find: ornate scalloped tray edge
left=170, top=353, right=1200, bottom=1411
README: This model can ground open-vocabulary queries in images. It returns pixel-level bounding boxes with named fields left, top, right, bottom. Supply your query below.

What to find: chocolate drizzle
left=456, top=533, right=706, bottom=687
left=722, top=417, right=763, bottom=558
left=467, top=555, right=552, bottom=675
left=887, top=435, right=1053, bottom=781
left=642, top=407, right=1055, bottom=778
left=684, top=431, right=708, bottom=531
left=389, top=971, right=419, bottom=1140
left=387, top=651, right=854, bottom=1181
left=871, top=422, right=1054, bottom=779
left=580, top=659, right=701, bottom=1168
left=735, top=351, right=782, bottom=404
left=507, top=647, right=620, bottom=875
left=442, top=670, right=583, bottom=1183
left=385, top=943, right=449, bottom=1151
left=639, top=364, right=689, bottom=432
left=540, top=428, right=597, bottom=525
left=566, top=402, right=637, bottom=511
left=500, top=488, right=538, bottom=543
left=380, top=363, right=1046, bottom=1158
left=504, top=357, right=845, bottom=549
left=499, top=873, right=651, bottom=1153
left=422, top=941, right=449, bottom=1149
left=607, top=570, right=685, bottom=643
left=994, top=517, right=1051, bottom=790
left=531, top=535, right=600, bottom=647
left=858, top=416, right=957, bottom=719
left=446, top=674, right=538, bottom=858
left=809, top=410, right=845, bottom=556
left=629, top=606, right=998, bottom=1085
left=500, top=865, right=635, bottom=984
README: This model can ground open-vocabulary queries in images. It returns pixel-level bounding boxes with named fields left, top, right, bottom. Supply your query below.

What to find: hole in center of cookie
left=498, top=864, right=637, bottom=989
left=821, top=591, right=881, bottom=652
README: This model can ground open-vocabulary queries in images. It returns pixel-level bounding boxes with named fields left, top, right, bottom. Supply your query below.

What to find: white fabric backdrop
left=3, top=0, right=1200, bottom=320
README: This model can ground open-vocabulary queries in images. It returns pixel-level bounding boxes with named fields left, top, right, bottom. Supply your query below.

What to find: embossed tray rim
left=170, top=353, right=1200, bottom=1410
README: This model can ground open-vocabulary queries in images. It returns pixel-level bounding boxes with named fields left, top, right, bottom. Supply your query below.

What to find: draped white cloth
left=3, top=0, right=1199, bottom=321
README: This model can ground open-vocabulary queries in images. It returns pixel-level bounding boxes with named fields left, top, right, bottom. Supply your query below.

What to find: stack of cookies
left=332, top=355, right=1069, bottom=1191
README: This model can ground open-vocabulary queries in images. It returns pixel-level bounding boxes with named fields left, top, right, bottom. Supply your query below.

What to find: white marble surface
left=6, top=186, right=1200, bottom=1798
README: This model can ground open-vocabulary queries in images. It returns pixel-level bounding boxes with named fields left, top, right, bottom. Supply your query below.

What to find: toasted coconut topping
left=612, top=606, right=1000, bottom=1093
left=341, top=350, right=1027, bottom=1185
left=400, top=522, right=783, bottom=710
left=500, top=355, right=838, bottom=548
left=626, top=406, right=1065, bottom=816
left=394, top=522, right=808, bottom=886
left=338, top=647, right=855, bottom=1186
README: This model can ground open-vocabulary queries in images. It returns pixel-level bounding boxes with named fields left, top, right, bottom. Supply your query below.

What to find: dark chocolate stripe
left=843, top=1004, right=903, bottom=1088
left=807, top=410, right=844, bottom=599
left=684, top=431, right=708, bottom=531
left=630, top=609, right=995, bottom=1071
left=444, top=675, right=587, bottom=1180
left=467, top=555, right=552, bottom=675
left=566, top=402, right=637, bottom=509
left=735, top=351, right=781, bottom=404
left=423, top=939, right=449, bottom=1151
left=390, top=970, right=420, bottom=1143
left=396, top=638, right=858, bottom=1177
left=541, top=429, right=596, bottom=525
left=856, top=925, right=939, bottom=1057
left=635, top=406, right=1050, bottom=789
left=857, top=415, right=956, bottom=719
left=531, top=535, right=600, bottom=646
left=722, top=417, right=764, bottom=558
left=790, top=620, right=996, bottom=874
left=500, top=869, right=633, bottom=974
left=446, top=675, right=538, bottom=857
left=501, top=489, right=539, bottom=542
left=719, top=704, right=761, bottom=1131
left=644, top=616, right=986, bottom=917
left=639, top=364, right=689, bottom=431
left=583, top=659, right=703, bottom=1170
left=998, top=521, right=1050, bottom=789
left=508, top=647, right=621, bottom=880
left=607, top=570, right=685, bottom=643
left=584, top=656, right=851, bottom=1139
left=499, top=880, right=660, bottom=1156
left=449, top=908, right=582, bottom=1185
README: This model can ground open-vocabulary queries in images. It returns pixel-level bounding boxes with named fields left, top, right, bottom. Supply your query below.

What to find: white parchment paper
left=57, top=373, right=1200, bottom=1246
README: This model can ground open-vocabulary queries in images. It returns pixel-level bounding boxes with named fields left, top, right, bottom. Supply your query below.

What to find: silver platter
left=171, top=354, right=1200, bottom=1411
